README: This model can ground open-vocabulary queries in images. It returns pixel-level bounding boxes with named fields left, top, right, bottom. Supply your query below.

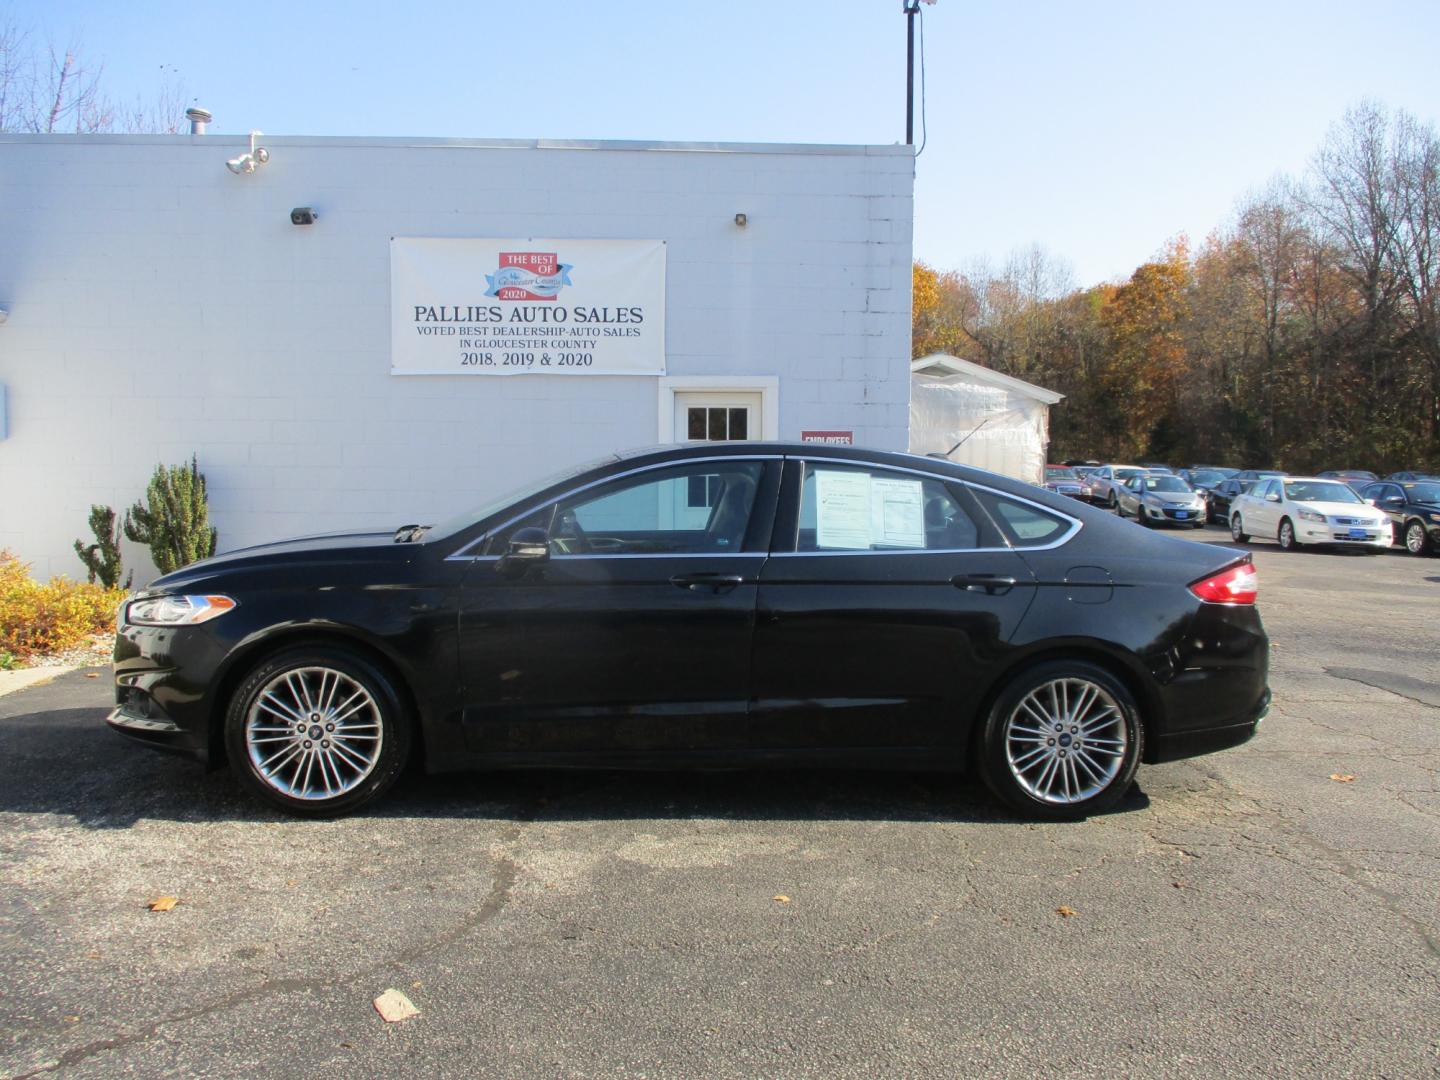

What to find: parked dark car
left=1042, top=465, right=1090, bottom=501
left=1233, top=469, right=1288, bottom=482
left=1318, top=470, right=1378, bottom=492
left=1385, top=471, right=1440, bottom=483
left=1178, top=468, right=1238, bottom=516
left=1207, top=477, right=1258, bottom=524
left=1360, top=480, right=1440, bottom=555
left=109, top=443, right=1269, bottom=821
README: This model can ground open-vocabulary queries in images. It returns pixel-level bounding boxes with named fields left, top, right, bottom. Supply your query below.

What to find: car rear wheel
left=978, top=661, right=1143, bottom=820
left=1278, top=518, right=1300, bottom=551
left=1231, top=514, right=1249, bottom=542
left=1405, top=520, right=1433, bottom=556
left=224, top=646, right=411, bottom=817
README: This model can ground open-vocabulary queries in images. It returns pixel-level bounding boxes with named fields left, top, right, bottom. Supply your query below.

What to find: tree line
left=0, top=18, right=185, bottom=133
left=913, top=102, right=1440, bottom=473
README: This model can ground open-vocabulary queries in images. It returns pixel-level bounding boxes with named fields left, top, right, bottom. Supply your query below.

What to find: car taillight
left=1189, top=563, right=1257, bottom=605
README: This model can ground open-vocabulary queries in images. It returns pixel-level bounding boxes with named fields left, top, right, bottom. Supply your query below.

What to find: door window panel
left=797, top=463, right=980, bottom=552
left=550, top=461, right=765, bottom=555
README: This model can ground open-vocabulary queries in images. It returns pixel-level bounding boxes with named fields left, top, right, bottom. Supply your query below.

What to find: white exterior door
left=670, top=391, right=762, bottom=529
left=674, top=391, right=763, bottom=444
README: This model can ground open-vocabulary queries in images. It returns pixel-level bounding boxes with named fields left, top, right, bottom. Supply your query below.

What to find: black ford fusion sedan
left=110, top=442, right=1270, bottom=820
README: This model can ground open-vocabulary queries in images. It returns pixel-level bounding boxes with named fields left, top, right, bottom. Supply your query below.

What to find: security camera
left=290, top=207, right=317, bottom=226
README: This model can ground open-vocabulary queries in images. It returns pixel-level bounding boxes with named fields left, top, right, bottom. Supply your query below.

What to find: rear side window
left=970, top=488, right=1073, bottom=548
left=797, top=463, right=983, bottom=552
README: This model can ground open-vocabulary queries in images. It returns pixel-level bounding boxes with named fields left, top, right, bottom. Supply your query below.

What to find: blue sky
left=9, top=0, right=1440, bottom=285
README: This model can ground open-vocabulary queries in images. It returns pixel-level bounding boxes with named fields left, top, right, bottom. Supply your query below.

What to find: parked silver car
left=1116, top=473, right=1206, bottom=528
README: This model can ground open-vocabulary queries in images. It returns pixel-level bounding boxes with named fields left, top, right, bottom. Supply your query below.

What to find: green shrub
left=0, top=550, right=127, bottom=660
left=124, top=455, right=218, bottom=575
left=74, top=504, right=133, bottom=589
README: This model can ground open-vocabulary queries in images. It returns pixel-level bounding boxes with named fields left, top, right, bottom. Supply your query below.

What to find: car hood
left=144, top=527, right=408, bottom=590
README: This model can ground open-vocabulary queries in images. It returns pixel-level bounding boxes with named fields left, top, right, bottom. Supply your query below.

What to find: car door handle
left=951, top=574, right=1018, bottom=595
left=670, top=573, right=745, bottom=595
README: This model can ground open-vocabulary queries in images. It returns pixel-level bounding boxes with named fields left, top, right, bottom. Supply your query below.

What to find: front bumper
left=1140, top=504, right=1206, bottom=526
left=1294, top=519, right=1390, bottom=547
left=109, top=621, right=232, bottom=765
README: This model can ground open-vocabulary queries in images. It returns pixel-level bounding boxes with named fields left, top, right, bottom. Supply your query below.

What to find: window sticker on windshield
left=814, top=470, right=873, bottom=548
left=869, top=477, right=925, bottom=548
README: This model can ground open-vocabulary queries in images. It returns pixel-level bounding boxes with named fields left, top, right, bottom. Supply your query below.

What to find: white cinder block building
left=0, top=132, right=914, bottom=581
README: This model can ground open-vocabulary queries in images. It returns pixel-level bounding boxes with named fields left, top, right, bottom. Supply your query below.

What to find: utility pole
left=904, top=0, right=919, bottom=145
left=903, top=0, right=934, bottom=146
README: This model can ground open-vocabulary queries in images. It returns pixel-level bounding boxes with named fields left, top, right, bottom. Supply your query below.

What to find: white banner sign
left=390, top=238, right=666, bottom=375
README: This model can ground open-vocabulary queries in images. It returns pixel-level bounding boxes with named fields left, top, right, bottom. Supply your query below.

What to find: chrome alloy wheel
left=1407, top=521, right=1427, bottom=554
left=1003, top=678, right=1128, bottom=805
left=244, top=666, right=383, bottom=800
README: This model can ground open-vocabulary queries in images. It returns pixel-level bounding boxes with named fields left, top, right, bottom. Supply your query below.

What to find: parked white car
left=1229, top=476, right=1391, bottom=552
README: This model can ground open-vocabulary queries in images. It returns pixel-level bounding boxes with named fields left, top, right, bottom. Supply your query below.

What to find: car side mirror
left=1383, top=496, right=1405, bottom=507
left=497, top=526, right=550, bottom=576
left=1266, top=493, right=1281, bottom=502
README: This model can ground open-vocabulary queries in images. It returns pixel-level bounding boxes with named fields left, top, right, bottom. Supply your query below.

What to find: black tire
left=1277, top=517, right=1300, bottom=552
left=1191, top=519, right=1205, bottom=529
left=224, top=646, right=412, bottom=817
left=1405, top=519, right=1433, bottom=557
left=1231, top=514, right=1249, bottom=543
left=977, top=660, right=1144, bottom=821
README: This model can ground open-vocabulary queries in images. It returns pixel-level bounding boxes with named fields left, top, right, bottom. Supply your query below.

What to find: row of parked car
left=1041, top=462, right=1440, bottom=555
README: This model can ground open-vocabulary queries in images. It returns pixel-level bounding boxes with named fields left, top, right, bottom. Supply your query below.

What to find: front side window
left=797, top=464, right=981, bottom=552
left=493, top=461, right=766, bottom=556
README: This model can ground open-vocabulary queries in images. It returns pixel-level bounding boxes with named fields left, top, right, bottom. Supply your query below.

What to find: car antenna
left=928, top=417, right=992, bottom=459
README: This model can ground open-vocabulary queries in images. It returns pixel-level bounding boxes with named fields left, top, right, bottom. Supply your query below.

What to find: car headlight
left=1297, top=509, right=1326, bottom=523
left=125, top=594, right=237, bottom=626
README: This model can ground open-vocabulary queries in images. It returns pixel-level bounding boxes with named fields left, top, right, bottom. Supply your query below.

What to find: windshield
left=428, top=453, right=621, bottom=539
left=1405, top=483, right=1440, bottom=503
left=1114, top=468, right=1142, bottom=481
left=1148, top=476, right=1192, bottom=494
left=1190, top=470, right=1228, bottom=485
left=1046, top=467, right=1078, bottom=480
left=1285, top=481, right=1362, bottom=504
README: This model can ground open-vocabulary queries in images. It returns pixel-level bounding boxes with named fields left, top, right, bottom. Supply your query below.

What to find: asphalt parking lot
left=2, top=524, right=1438, bottom=1079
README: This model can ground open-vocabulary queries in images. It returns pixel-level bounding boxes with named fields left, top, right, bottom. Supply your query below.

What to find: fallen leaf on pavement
left=772, top=895, right=791, bottom=904
left=1329, top=774, right=1357, bottom=783
left=147, top=896, right=179, bottom=912
left=1055, top=906, right=1077, bottom=918
left=84, top=673, right=100, bottom=679
left=373, top=989, right=420, bottom=1023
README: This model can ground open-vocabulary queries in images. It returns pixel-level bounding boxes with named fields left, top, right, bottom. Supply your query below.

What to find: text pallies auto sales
left=412, top=305, right=644, bottom=325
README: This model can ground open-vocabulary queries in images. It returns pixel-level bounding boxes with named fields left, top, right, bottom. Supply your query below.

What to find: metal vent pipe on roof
left=185, top=107, right=212, bottom=135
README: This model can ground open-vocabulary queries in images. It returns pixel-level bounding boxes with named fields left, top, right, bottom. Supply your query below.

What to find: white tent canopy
left=908, top=355, right=1064, bottom=485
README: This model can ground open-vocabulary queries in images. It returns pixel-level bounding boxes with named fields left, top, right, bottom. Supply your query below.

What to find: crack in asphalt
left=5, top=821, right=526, bottom=1080
left=1325, top=667, right=1440, bottom=710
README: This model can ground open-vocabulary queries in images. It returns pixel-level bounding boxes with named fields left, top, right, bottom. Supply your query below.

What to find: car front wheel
left=978, top=661, right=1143, bottom=820
left=224, top=646, right=412, bottom=817
left=1231, top=514, right=1249, bottom=542
left=1278, top=518, right=1300, bottom=551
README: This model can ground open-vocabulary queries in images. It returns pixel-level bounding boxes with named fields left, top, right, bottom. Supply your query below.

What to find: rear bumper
left=1147, top=688, right=1268, bottom=764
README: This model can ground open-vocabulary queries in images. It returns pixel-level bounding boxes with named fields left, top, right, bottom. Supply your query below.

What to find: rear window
left=971, top=489, right=1073, bottom=547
